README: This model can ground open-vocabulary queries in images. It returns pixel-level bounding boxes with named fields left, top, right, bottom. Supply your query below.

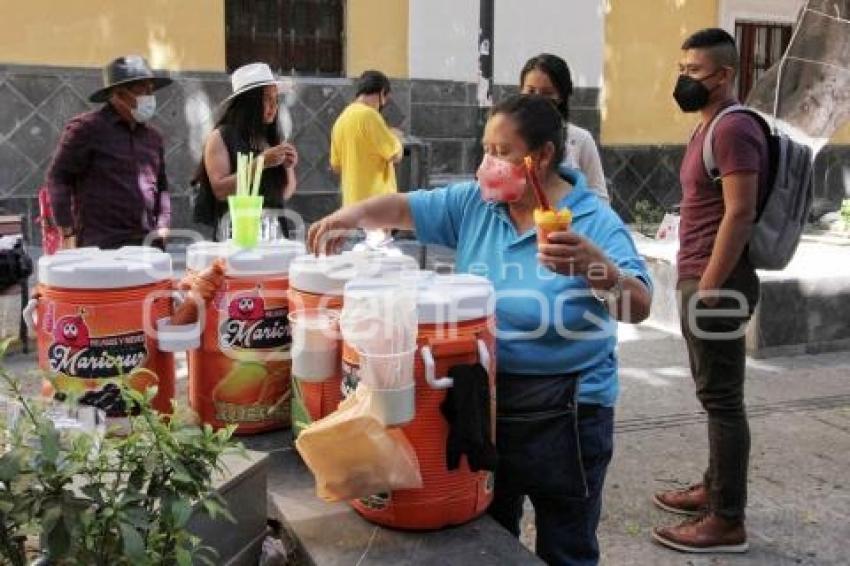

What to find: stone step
left=637, top=236, right=850, bottom=358
left=188, top=449, right=270, bottom=566
left=246, top=432, right=542, bottom=566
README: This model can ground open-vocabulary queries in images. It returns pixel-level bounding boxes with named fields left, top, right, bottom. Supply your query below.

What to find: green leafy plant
left=632, top=199, right=666, bottom=236
left=840, top=198, right=850, bottom=231
left=0, top=338, right=241, bottom=565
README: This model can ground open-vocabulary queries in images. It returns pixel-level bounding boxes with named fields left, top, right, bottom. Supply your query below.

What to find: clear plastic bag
left=294, top=385, right=422, bottom=501
left=746, top=1, right=850, bottom=152
left=655, top=213, right=680, bottom=242
left=258, top=535, right=290, bottom=566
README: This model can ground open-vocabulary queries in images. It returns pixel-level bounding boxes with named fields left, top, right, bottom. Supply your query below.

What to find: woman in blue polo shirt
left=308, top=95, right=652, bottom=565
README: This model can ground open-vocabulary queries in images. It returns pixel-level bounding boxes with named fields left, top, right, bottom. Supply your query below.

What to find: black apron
left=495, top=372, right=588, bottom=499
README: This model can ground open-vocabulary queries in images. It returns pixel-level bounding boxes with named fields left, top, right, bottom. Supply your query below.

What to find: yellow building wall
left=602, top=0, right=850, bottom=144
left=346, top=0, right=409, bottom=78
left=602, top=0, right=718, bottom=145
left=0, top=0, right=225, bottom=71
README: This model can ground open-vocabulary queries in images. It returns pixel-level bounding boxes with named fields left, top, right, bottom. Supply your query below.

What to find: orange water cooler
left=287, top=251, right=418, bottom=437
left=341, top=272, right=497, bottom=530
left=24, top=247, right=176, bottom=414
left=185, top=240, right=305, bottom=434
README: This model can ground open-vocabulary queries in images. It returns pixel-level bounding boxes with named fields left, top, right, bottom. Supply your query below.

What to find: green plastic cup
left=228, top=195, right=264, bottom=248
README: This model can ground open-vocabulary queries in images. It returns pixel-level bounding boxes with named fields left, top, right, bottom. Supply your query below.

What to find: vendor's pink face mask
left=476, top=154, right=528, bottom=203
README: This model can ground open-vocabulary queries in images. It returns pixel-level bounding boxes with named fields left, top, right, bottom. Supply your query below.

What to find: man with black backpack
left=651, top=28, right=769, bottom=554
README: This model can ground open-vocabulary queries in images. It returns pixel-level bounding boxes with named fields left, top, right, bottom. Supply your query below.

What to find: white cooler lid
left=186, top=239, right=305, bottom=276
left=344, top=271, right=494, bottom=324
left=289, top=250, right=418, bottom=295
left=38, top=246, right=173, bottom=289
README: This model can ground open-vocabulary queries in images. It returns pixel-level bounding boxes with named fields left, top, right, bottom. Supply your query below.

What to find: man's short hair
left=681, top=28, right=740, bottom=73
left=355, top=70, right=391, bottom=97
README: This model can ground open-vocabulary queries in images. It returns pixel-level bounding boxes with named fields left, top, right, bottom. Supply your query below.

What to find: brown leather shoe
left=652, top=483, right=708, bottom=516
left=652, top=513, right=748, bottom=553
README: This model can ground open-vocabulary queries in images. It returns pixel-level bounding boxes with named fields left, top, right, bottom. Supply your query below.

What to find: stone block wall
left=1, top=63, right=846, bottom=244
left=0, top=65, right=372, bottom=241
left=602, top=144, right=849, bottom=223
left=601, top=145, right=685, bottom=222
left=0, top=64, right=234, bottom=242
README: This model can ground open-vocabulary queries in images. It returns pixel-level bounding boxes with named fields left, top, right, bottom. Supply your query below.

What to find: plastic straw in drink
left=252, top=156, right=265, bottom=197
left=524, top=156, right=551, bottom=211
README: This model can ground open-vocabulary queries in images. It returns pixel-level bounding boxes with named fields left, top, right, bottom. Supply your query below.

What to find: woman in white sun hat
left=193, top=62, right=298, bottom=239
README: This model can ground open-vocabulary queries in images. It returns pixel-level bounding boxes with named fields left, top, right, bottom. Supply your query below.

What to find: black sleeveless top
left=218, top=125, right=288, bottom=207
left=208, top=124, right=290, bottom=237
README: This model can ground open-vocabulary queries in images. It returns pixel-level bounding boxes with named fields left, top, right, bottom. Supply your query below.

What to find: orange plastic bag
left=295, top=385, right=422, bottom=502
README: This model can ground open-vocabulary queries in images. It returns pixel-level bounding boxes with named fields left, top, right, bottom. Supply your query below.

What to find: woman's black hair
left=519, top=53, right=573, bottom=122
left=490, top=94, right=565, bottom=168
left=215, top=86, right=281, bottom=149
left=193, top=86, right=281, bottom=183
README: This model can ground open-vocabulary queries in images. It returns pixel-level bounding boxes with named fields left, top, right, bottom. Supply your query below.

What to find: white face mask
left=131, top=94, right=156, bottom=123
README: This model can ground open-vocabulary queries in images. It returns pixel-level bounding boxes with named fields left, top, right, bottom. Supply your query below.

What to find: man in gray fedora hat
left=46, top=55, right=174, bottom=249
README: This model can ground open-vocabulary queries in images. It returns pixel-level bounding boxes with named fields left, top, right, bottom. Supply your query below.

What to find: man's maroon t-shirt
left=677, top=101, right=769, bottom=281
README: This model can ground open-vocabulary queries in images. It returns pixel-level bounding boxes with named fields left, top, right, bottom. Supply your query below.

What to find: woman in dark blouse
left=195, top=63, right=298, bottom=239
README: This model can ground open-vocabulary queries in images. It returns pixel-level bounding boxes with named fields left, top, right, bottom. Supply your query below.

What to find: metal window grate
left=225, top=0, right=344, bottom=76
left=735, top=21, right=793, bottom=101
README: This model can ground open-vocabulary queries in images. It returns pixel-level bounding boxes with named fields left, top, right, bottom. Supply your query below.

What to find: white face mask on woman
left=131, top=94, right=157, bottom=123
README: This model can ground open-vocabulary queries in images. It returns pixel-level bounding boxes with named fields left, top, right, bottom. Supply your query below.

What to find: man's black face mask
left=673, top=71, right=720, bottom=113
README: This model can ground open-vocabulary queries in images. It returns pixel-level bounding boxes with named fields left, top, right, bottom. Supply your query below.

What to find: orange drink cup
left=534, top=207, right=573, bottom=248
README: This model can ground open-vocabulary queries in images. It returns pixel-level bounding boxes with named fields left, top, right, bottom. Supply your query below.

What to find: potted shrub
left=841, top=199, right=850, bottom=232
left=631, top=199, right=666, bottom=237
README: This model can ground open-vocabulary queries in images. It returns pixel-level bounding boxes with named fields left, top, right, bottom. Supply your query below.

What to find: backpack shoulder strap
left=701, top=103, right=748, bottom=182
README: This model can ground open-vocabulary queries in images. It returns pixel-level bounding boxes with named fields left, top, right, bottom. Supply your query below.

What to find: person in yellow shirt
left=330, top=70, right=403, bottom=207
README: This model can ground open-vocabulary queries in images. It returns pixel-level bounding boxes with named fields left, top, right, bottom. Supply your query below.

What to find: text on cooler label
left=218, top=286, right=292, bottom=351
